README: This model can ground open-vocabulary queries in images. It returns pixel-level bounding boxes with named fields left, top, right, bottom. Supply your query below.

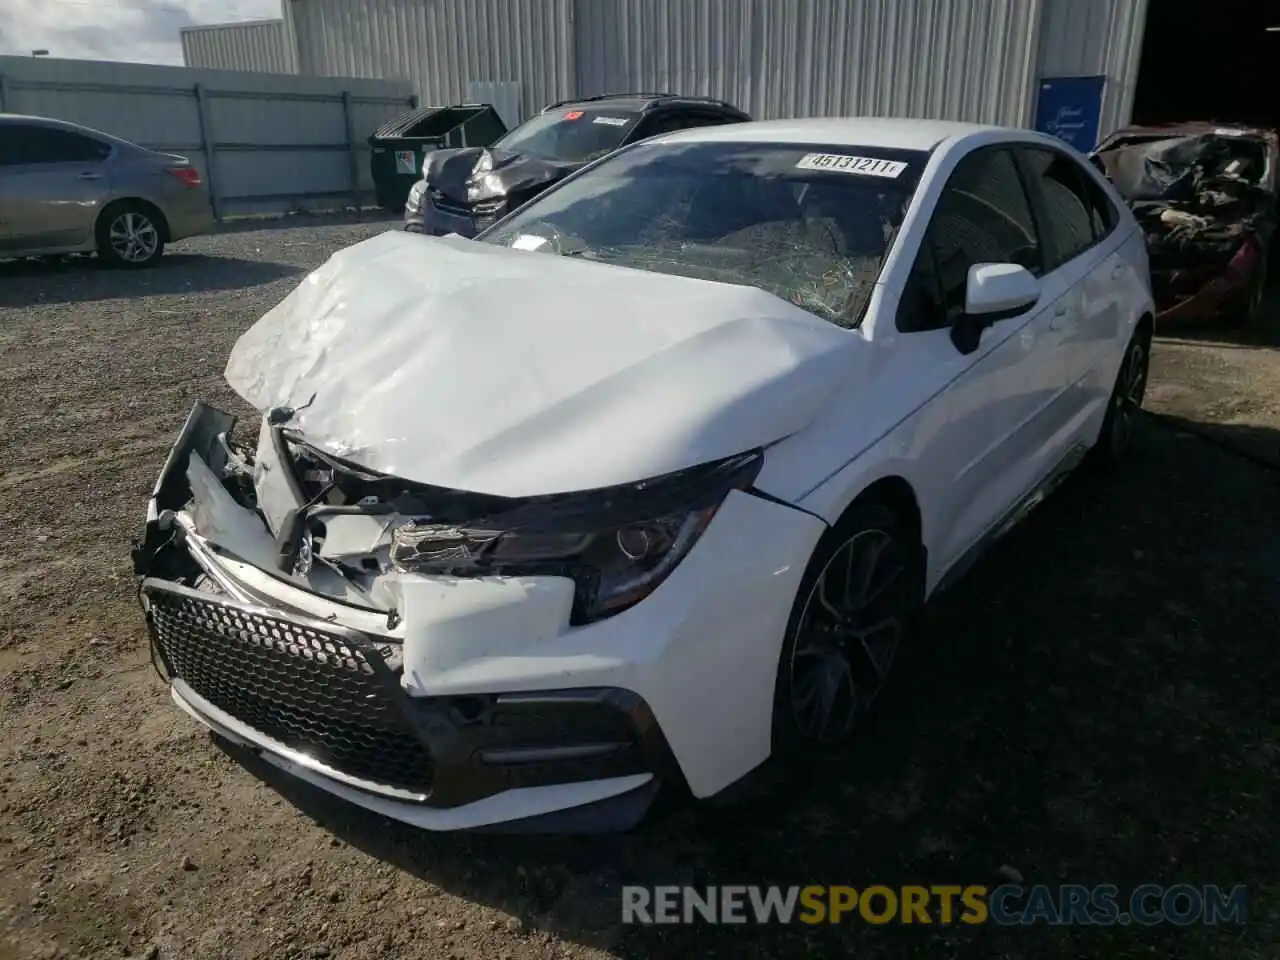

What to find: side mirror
left=965, top=262, right=1040, bottom=316
left=951, top=263, right=1040, bottom=355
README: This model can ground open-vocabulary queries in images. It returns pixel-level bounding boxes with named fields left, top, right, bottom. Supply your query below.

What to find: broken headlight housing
left=389, top=451, right=764, bottom=624
left=404, top=179, right=426, bottom=215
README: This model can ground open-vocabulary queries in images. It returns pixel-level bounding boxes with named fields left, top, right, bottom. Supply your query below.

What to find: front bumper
left=134, top=404, right=826, bottom=832
left=142, top=577, right=670, bottom=831
left=404, top=197, right=503, bottom=238
left=165, top=188, right=217, bottom=242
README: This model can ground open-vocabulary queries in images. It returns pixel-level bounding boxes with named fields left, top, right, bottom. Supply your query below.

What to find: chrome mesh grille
left=144, top=580, right=432, bottom=794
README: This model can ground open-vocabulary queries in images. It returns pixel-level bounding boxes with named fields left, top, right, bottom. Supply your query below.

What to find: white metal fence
left=0, top=56, right=416, bottom=218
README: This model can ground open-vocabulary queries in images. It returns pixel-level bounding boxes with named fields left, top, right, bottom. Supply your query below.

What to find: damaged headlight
left=388, top=451, right=764, bottom=623
left=465, top=150, right=505, bottom=204
left=405, top=180, right=426, bottom=214
left=467, top=172, right=506, bottom=204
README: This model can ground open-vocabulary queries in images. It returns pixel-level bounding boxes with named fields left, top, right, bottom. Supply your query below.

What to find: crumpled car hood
left=424, top=146, right=577, bottom=206
left=224, top=230, right=860, bottom=498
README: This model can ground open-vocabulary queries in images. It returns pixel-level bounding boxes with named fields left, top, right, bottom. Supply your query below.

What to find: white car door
left=1016, top=146, right=1129, bottom=446
left=894, top=146, right=1075, bottom=575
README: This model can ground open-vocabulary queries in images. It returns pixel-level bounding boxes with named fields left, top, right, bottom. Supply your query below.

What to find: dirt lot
left=1, top=216, right=1278, bottom=960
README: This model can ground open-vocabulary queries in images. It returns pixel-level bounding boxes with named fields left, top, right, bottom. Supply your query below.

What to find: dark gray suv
left=404, top=93, right=750, bottom=238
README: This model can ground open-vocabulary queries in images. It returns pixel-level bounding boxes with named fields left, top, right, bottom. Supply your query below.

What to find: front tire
left=771, top=502, right=922, bottom=753
left=97, top=202, right=165, bottom=268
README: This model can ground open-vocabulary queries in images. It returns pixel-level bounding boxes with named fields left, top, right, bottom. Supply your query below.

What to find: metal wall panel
left=1038, top=0, right=1149, bottom=139
left=181, top=19, right=298, bottom=75
left=467, top=80, right=524, bottom=132
left=0, top=55, right=414, bottom=216
left=573, top=0, right=1046, bottom=127
left=284, top=0, right=573, bottom=122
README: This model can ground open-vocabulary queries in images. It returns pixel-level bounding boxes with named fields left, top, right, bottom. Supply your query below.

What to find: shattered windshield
left=480, top=141, right=925, bottom=327
left=492, top=107, right=641, bottom=164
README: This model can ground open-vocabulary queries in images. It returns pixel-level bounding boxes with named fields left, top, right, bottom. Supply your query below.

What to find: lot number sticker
left=593, top=116, right=629, bottom=126
left=394, top=150, right=418, bottom=174
left=796, top=153, right=907, bottom=178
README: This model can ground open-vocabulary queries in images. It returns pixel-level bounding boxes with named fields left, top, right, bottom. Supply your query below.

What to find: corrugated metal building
left=263, top=0, right=1149, bottom=140
left=181, top=18, right=298, bottom=75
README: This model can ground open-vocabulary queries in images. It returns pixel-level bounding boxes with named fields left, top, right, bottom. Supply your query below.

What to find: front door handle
left=78, top=172, right=103, bottom=181
left=1048, top=307, right=1070, bottom=331
left=1111, top=263, right=1125, bottom=280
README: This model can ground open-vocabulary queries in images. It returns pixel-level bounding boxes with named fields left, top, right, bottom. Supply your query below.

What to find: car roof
left=657, top=116, right=1013, bottom=151
left=1096, top=122, right=1278, bottom=148
left=542, top=92, right=745, bottom=115
left=0, top=112, right=76, bottom=127
left=1107, top=121, right=1271, bottom=136
left=0, top=112, right=129, bottom=143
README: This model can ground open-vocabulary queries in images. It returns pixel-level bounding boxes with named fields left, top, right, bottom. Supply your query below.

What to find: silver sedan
left=0, top=113, right=215, bottom=267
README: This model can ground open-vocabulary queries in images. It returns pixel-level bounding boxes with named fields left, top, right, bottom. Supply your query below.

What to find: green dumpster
left=368, top=104, right=508, bottom=212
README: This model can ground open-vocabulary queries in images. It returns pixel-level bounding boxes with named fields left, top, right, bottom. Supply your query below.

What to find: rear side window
left=0, top=125, right=110, bottom=165
left=631, top=111, right=699, bottom=140
left=631, top=110, right=738, bottom=141
left=1078, top=167, right=1120, bottom=238
left=898, top=148, right=1041, bottom=332
left=1018, top=148, right=1102, bottom=268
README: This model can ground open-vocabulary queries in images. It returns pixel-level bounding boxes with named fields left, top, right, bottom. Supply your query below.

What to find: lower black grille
left=143, top=580, right=432, bottom=795
left=433, top=200, right=473, bottom=218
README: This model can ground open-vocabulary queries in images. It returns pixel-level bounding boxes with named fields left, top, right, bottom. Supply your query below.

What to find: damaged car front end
left=1092, top=123, right=1277, bottom=326
left=133, top=403, right=771, bottom=830
left=130, top=206, right=862, bottom=831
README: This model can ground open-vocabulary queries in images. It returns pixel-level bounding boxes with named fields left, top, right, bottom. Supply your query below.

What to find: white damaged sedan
left=135, top=118, right=1154, bottom=832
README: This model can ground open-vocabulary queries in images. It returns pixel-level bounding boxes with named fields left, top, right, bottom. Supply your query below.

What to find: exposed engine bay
left=133, top=402, right=761, bottom=633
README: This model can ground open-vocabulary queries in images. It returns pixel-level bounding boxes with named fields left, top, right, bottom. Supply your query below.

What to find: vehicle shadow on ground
left=217, top=419, right=1280, bottom=959
left=0, top=254, right=305, bottom=306
left=1150, top=411, right=1280, bottom=471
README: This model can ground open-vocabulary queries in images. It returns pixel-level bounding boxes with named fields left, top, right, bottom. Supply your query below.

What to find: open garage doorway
left=1131, top=0, right=1280, bottom=129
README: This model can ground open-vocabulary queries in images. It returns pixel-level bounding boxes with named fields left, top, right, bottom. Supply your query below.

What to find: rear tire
left=1090, top=325, right=1151, bottom=467
left=96, top=202, right=165, bottom=268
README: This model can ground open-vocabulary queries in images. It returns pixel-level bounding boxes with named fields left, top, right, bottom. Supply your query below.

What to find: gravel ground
left=1, top=215, right=1278, bottom=960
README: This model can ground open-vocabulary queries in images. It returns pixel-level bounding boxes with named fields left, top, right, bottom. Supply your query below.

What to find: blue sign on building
left=1035, top=76, right=1107, bottom=153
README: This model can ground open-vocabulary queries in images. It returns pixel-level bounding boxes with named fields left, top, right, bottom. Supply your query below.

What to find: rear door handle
left=78, top=172, right=103, bottom=181
left=1111, top=263, right=1125, bottom=280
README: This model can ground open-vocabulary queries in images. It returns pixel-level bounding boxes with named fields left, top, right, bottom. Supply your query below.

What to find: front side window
left=1019, top=148, right=1099, bottom=268
left=899, top=148, right=1041, bottom=332
left=492, top=107, right=643, bottom=164
left=480, top=141, right=927, bottom=327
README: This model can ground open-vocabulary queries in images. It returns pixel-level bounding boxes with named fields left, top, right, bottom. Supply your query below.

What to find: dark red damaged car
left=1091, top=123, right=1277, bottom=326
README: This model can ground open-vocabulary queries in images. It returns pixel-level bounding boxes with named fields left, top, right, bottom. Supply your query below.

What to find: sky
left=0, top=0, right=280, bottom=65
